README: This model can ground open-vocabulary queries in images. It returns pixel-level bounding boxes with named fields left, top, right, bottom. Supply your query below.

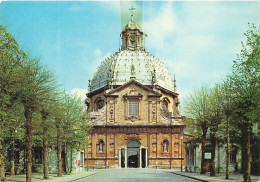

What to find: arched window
left=162, top=139, right=169, bottom=153
left=94, top=97, right=104, bottom=111
left=161, top=97, right=170, bottom=111
left=97, top=140, right=105, bottom=153
left=97, top=100, right=104, bottom=110
left=161, top=100, right=168, bottom=111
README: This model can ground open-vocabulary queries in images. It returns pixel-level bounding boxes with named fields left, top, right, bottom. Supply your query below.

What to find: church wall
left=87, top=126, right=185, bottom=169
left=106, top=83, right=162, bottom=123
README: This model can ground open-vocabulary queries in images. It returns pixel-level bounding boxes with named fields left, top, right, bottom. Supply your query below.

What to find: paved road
left=76, top=168, right=198, bottom=182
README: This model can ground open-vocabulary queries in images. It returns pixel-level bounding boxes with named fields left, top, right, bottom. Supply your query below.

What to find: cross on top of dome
left=120, top=5, right=144, bottom=51
left=129, top=5, right=135, bottom=22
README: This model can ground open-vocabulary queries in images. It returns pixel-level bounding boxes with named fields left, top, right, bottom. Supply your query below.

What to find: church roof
left=89, top=18, right=176, bottom=94
left=90, top=49, right=175, bottom=93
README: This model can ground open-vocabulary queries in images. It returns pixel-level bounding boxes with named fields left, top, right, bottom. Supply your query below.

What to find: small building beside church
left=86, top=16, right=186, bottom=169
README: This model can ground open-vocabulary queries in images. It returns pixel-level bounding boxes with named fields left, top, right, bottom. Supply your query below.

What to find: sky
left=0, top=1, right=259, bottom=104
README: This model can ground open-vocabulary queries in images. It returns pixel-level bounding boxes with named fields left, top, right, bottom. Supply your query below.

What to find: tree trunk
left=70, top=149, right=72, bottom=173
left=10, top=161, right=15, bottom=176
left=56, top=118, right=62, bottom=177
left=10, top=129, right=15, bottom=176
left=243, top=126, right=251, bottom=182
left=200, top=126, right=207, bottom=174
left=241, top=132, right=246, bottom=174
left=226, top=117, right=230, bottom=179
left=24, top=107, right=34, bottom=182
left=64, top=144, right=69, bottom=174
left=0, top=117, right=5, bottom=181
left=41, top=112, right=49, bottom=179
left=210, top=128, right=216, bottom=176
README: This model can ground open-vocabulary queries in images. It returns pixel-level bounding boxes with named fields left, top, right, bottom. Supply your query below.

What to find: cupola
left=120, top=11, right=144, bottom=51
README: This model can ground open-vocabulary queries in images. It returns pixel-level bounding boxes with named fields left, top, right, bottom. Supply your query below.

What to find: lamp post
left=180, top=135, right=183, bottom=172
left=87, top=135, right=89, bottom=172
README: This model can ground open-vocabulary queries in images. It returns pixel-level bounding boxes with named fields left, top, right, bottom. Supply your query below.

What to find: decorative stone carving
left=90, top=105, right=106, bottom=125
left=151, top=102, right=157, bottom=122
left=109, top=102, right=115, bottom=122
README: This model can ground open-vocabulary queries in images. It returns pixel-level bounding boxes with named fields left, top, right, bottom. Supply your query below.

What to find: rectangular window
left=129, top=100, right=138, bottom=116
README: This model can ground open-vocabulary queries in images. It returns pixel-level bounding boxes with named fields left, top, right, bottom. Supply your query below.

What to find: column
left=125, top=147, right=127, bottom=168
left=139, top=148, right=142, bottom=168
left=145, top=148, right=148, bottom=168
left=119, top=148, right=121, bottom=168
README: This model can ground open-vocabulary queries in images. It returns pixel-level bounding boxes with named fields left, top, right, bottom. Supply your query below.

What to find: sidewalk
left=6, top=171, right=96, bottom=182
left=171, top=171, right=260, bottom=182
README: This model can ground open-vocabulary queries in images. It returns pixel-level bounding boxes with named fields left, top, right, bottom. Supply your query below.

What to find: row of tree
left=0, top=25, right=91, bottom=182
left=183, top=23, right=259, bottom=182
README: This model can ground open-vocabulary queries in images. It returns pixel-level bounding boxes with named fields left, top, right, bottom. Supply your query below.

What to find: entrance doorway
left=141, top=148, right=146, bottom=168
left=127, top=140, right=140, bottom=168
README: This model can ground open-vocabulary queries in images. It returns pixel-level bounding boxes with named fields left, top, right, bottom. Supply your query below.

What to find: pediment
left=105, top=80, right=161, bottom=97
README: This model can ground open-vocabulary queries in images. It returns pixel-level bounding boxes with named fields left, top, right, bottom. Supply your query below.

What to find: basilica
left=85, top=15, right=185, bottom=169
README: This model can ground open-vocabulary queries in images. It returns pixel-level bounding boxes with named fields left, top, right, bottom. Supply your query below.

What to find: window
left=161, top=100, right=168, bottom=111
left=97, top=100, right=104, bottom=110
left=129, top=100, right=138, bottom=116
left=97, top=140, right=105, bottom=153
left=123, top=92, right=142, bottom=120
left=162, top=139, right=169, bottom=153
left=94, top=97, right=104, bottom=111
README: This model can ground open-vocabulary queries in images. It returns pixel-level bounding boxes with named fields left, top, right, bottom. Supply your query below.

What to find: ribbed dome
left=90, top=50, right=175, bottom=93
left=124, top=20, right=141, bottom=30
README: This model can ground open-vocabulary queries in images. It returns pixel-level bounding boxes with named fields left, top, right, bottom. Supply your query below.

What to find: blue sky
left=0, top=1, right=259, bottom=103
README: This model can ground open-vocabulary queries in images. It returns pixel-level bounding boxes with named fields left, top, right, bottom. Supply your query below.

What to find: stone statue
left=131, top=65, right=135, bottom=76
left=163, top=141, right=168, bottom=152
left=99, top=142, right=103, bottom=152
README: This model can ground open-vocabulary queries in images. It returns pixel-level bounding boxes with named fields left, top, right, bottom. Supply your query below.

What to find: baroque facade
left=86, top=16, right=185, bottom=169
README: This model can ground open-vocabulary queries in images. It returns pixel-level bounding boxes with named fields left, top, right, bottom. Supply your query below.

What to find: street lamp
left=180, top=135, right=183, bottom=172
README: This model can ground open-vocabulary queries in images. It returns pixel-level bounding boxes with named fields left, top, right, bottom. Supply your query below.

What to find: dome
left=90, top=50, right=175, bottom=93
left=124, top=20, right=141, bottom=30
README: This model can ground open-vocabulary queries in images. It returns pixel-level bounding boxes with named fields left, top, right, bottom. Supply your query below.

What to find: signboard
left=205, top=152, right=211, bottom=159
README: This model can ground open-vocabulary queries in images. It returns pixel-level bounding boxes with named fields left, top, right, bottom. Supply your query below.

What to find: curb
left=68, top=172, right=97, bottom=182
left=171, top=172, right=208, bottom=182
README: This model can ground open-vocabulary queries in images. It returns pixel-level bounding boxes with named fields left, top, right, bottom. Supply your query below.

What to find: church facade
left=85, top=16, right=185, bottom=169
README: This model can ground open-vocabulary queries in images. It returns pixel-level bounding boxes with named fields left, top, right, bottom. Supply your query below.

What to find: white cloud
left=140, top=1, right=259, bottom=107
left=94, top=48, right=102, bottom=57
left=143, top=1, right=176, bottom=52
left=69, top=88, right=88, bottom=101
